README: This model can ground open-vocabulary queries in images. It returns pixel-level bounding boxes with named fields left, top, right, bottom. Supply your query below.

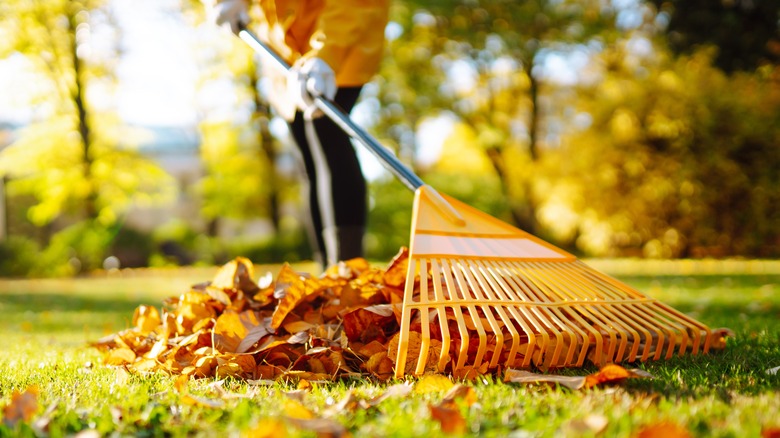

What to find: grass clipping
left=93, top=250, right=727, bottom=381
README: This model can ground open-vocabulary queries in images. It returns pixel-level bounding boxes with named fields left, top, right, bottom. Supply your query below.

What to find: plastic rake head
left=393, top=187, right=713, bottom=378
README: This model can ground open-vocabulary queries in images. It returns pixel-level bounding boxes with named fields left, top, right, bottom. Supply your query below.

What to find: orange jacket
left=254, top=0, right=390, bottom=87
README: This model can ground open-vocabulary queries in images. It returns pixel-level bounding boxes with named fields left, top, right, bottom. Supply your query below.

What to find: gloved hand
left=288, top=57, right=337, bottom=115
left=203, top=0, right=248, bottom=34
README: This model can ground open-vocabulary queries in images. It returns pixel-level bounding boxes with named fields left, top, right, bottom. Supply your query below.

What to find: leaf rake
left=238, top=28, right=714, bottom=378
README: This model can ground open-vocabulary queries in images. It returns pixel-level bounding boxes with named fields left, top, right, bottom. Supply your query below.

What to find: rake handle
left=238, top=28, right=424, bottom=191
left=237, top=28, right=465, bottom=226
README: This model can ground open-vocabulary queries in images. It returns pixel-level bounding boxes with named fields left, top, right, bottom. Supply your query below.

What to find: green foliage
left=377, top=0, right=620, bottom=236
left=39, top=221, right=115, bottom=275
left=550, top=44, right=780, bottom=257
left=0, top=0, right=177, bottom=271
left=649, top=0, right=780, bottom=72
left=196, top=120, right=273, bottom=222
left=0, top=236, right=40, bottom=277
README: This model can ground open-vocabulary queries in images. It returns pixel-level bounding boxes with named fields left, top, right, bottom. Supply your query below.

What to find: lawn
left=1, top=260, right=778, bottom=437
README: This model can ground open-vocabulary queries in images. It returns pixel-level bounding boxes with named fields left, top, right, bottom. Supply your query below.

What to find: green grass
left=1, top=261, right=779, bottom=437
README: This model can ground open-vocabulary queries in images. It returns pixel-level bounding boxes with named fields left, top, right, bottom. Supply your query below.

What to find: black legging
left=288, top=87, right=366, bottom=266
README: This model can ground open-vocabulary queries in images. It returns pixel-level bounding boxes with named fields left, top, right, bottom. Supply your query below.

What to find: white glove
left=288, top=57, right=337, bottom=115
left=203, top=0, right=248, bottom=34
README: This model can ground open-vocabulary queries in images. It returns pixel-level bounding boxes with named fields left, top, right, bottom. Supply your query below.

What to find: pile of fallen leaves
left=92, top=249, right=729, bottom=382
left=94, top=250, right=416, bottom=381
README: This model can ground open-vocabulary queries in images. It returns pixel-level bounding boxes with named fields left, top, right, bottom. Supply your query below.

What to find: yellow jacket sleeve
left=306, top=0, right=390, bottom=86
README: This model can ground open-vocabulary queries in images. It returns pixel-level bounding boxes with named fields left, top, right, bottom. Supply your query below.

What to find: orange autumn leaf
left=429, top=403, right=467, bottom=435
left=3, top=386, right=39, bottom=427
left=584, top=364, right=653, bottom=388
left=442, top=384, right=477, bottom=408
left=133, top=305, right=161, bottom=334
left=271, top=265, right=322, bottom=329
left=211, top=256, right=258, bottom=292
left=505, top=365, right=653, bottom=390
left=363, top=352, right=394, bottom=381
left=105, top=347, right=137, bottom=366
left=342, top=308, right=397, bottom=344
left=383, top=247, right=409, bottom=288
left=762, top=426, right=780, bottom=438
left=213, top=310, right=270, bottom=354
left=635, top=421, right=692, bottom=438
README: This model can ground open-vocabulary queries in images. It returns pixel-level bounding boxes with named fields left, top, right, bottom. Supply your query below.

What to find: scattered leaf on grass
left=415, top=374, right=454, bottom=394
left=709, top=327, right=736, bottom=350
left=3, top=386, right=39, bottom=427
left=366, top=383, right=413, bottom=407
left=442, top=384, right=477, bottom=407
left=584, top=364, right=653, bottom=388
left=429, top=403, right=467, bottom=435
left=635, top=421, right=692, bottom=438
left=244, top=418, right=288, bottom=438
left=762, top=426, right=780, bottom=438
left=504, top=369, right=587, bottom=390
left=505, top=364, right=652, bottom=390
left=181, top=394, right=225, bottom=409
left=567, top=414, right=609, bottom=435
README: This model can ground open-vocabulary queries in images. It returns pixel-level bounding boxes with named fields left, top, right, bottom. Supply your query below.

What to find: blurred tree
left=0, top=0, right=175, bottom=229
left=183, top=3, right=290, bottom=241
left=649, top=0, right=780, bottom=72
left=377, top=0, right=617, bottom=237
left=552, top=40, right=780, bottom=257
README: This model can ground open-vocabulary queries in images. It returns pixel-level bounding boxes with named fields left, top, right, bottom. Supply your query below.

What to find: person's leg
left=288, top=87, right=366, bottom=266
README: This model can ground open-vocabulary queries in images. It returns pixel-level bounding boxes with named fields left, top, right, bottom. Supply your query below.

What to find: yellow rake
left=237, top=28, right=714, bottom=378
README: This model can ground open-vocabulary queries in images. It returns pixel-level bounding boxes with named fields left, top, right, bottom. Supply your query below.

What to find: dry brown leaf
left=505, top=365, right=652, bottom=390
left=709, top=327, right=736, bottom=350
left=584, top=364, right=653, bottom=388
left=271, top=265, right=321, bottom=329
left=363, top=352, right=394, bottom=381
left=567, top=414, right=609, bottom=435
left=383, top=247, right=409, bottom=288
left=3, top=386, right=39, bottom=427
left=366, top=383, right=413, bottom=407
left=504, top=369, right=586, bottom=390
left=343, top=308, right=397, bottom=344
left=210, top=256, right=258, bottom=292
left=442, top=384, right=477, bottom=407
left=213, top=310, right=270, bottom=354
left=105, top=348, right=136, bottom=366
left=429, top=403, right=467, bottom=435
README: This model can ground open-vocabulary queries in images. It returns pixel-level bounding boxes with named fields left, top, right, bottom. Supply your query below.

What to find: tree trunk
left=68, top=6, right=97, bottom=221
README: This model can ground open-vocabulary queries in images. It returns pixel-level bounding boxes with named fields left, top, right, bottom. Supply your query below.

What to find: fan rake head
left=393, top=187, right=712, bottom=378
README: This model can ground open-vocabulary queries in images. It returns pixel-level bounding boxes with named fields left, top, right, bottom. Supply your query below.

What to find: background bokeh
left=1, top=0, right=778, bottom=276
